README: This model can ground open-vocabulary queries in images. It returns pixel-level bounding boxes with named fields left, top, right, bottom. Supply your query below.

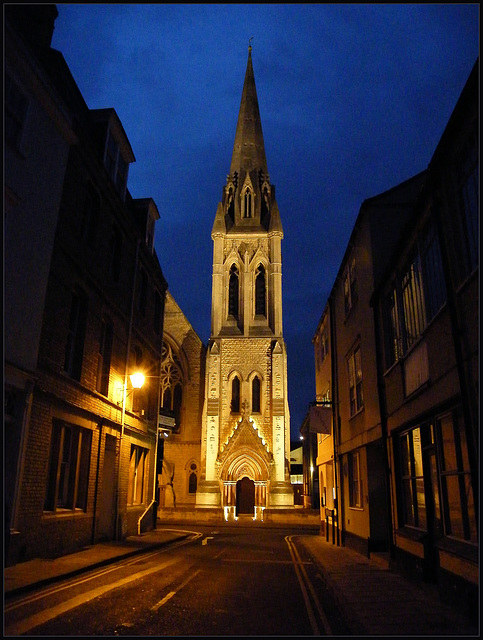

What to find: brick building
left=5, top=5, right=168, bottom=563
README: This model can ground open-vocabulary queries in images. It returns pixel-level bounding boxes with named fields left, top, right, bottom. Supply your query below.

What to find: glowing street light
left=130, top=372, right=145, bottom=389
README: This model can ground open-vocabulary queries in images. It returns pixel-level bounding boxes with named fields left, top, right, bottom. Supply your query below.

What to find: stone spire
left=229, top=43, right=268, bottom=176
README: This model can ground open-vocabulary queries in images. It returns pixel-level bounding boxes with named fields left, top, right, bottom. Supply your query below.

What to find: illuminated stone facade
left=196, top=47, right=294, bottom=515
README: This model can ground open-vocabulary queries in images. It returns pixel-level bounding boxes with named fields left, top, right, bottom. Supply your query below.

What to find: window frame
left=127, top=444, right=147, bottom=506
left=44, top=421, right=92, bottom=512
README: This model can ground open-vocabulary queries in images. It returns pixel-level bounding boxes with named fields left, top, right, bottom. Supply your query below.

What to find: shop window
left=399, top=427, right=427, bottom=529
left=437, top=409, right=477, bottom=542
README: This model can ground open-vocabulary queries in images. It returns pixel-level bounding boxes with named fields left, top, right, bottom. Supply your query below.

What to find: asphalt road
left=5, top=524, right=346, bottom=636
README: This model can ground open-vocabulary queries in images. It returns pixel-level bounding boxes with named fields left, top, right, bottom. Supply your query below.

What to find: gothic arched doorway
left=236, top=477, right=255, bottom=515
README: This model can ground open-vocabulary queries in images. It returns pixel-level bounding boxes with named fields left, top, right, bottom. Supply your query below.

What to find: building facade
left=372, top=59, right=478, bottom=619
left=157, top=292, right=207, bottom=510
left=5, top=5, right=168, bottom=564
left=313, top=173, right=425, bottom=555
left=312, top=59, right=478, bottom=620
left=196, top=46, right=294, bottom=518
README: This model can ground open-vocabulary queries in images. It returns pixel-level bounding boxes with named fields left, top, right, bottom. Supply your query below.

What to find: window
left=104, top=129, right=129, bottom=199
left=347, top=346, right=363, bottom=416
left=108, top=226, right=122, bottom=282
left=243, top=188, right=252, bottom=218
left=139, top=269, right=147, bottom=315
left=344, top=258, right=357, bottom=316
left=399, top=427, right=427, bottom=529
left=401, top=250, right=426, bottom=350
left=231, top=376, right=240, bottom=413
left=454, top=127, right=478, bottom=281
left=437, top=409, right=477, bottom=542
left=44, top=422, right=92, bottom=512
left=383, top=286, right=402, bottom=368
left=159, top=341, right=183, bottom=430
left=348, top=451, right=362, bottom=507
left=64, top=289, right=88, bottom=381
left=228, top=264, right=239, bottom=318
left=382, top=216, right=447, bottom=370
left=5, top=73, right=28, bottom=149
left=255, top=264, right=266, bottom=316
left=128, top=445, right=147, bottom=505
left=96, top=318, right=113, bottom=396
left=80, top=184, right=100, bottom=244
left=252, top=376, right=261, bottom=413
left=188, top=462, right=198, bottom=494
left=420, top=220, right=446, bottom=321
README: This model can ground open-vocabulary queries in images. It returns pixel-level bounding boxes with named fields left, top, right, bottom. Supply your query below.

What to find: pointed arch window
left=188, top=462, right=198, bottom=494
left=255, top=264, right=266, bottom=316
left=231, top=376, right=240, bottom=413
left=243, top=188, right=252, bottom=218
left=228, top=264, right=239, bottom=318
left=252, top=375, right=261, bottom=413
left=159, top=341, right=184, bottom=431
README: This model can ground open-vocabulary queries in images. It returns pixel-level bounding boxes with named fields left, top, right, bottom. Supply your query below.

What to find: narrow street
left=5, top=525, right=348, bottom=636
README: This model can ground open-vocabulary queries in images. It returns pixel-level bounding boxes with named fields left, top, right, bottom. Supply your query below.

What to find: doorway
left=236, top=477, right=255, bottom=515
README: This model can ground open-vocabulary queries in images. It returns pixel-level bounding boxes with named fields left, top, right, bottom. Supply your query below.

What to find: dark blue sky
left=51, top=4, right=479, bottom=439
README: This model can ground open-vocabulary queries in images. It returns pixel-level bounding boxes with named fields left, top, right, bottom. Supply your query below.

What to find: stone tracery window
left=159, top=341, right=183, bottom=429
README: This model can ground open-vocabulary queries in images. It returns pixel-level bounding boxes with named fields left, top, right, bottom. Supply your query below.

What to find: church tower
left=196, top=46, right=294, bottom=517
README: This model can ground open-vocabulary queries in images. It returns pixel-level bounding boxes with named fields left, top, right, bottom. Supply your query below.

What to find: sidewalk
left=299, top=536, right=479, bottom=636
left=5, top=527, right=479, bottom=636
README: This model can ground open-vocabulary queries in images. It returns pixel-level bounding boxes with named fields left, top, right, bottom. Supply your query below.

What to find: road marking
left=5, top=557, right=180, bottom=636
left=150, top=569, right=201, bottom=612
left=202, top=536, right=214, bottom=545
left=286, top=535, right=333, bottom=636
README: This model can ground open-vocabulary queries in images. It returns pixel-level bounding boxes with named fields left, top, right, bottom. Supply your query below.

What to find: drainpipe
left=371, top=297, right=395, bottom=556
left=91, top=419, right=104, bottom=545
left=116, top=239, right=140, bottom=540
left=137, top=299, right=165, bottom=536
left=329, top=293, right=341, bottom=546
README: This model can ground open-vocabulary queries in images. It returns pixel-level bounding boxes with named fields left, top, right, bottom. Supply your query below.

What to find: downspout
left=116, top=239, right=140, bottom=540
left=329, top=293, right=341, bottom=546
left=91, top=418, right=104, bottom=545
left=137, top=290, right=166, bottom=535
left=433, top=194, right=478, bottom=511
left=371, top=296, right=395, bottom=555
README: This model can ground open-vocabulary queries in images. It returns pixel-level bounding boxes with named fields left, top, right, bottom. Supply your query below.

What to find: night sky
left=50, top=4, right=479, bottom=439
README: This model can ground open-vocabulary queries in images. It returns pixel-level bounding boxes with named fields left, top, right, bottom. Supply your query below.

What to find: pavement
left=4, top=524, right=479, bottom=636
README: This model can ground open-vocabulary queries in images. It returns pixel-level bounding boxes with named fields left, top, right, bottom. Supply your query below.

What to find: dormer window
left=91, top=108, right=135, bottom=202
left=105, top=129, right=129, bottom=199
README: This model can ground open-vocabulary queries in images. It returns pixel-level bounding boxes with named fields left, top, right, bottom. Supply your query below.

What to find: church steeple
left=230, top=44, right=268, bottom=176
left=214, top=44, right=282, bottom=236
left=197, top=45, right=294, bottom=514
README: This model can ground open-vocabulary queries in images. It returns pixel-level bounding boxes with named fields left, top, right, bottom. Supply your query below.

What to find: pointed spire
left=230, top=42, right=268, bottom=176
